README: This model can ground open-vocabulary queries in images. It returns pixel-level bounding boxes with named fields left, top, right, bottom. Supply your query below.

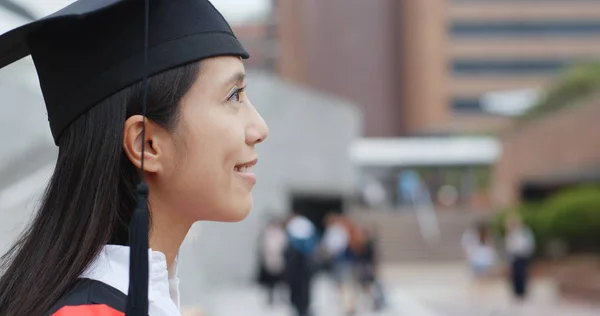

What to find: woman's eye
left=227, top=86, right=246, bottom=103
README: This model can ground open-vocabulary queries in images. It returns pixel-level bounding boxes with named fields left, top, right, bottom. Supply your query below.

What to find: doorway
left=290, top=194, right=343, bottom=235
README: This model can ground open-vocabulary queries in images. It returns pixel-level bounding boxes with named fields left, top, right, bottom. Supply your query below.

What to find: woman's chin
left=222, top=208, right=251, bottom=222
left=219, top=197, right=253, bottom=222
left=191, top=195, right=253, bottom=222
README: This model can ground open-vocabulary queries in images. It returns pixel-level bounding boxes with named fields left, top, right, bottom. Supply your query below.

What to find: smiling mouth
left=234, top=159, right=258, bottom=186
left=234, top=158, right=258, bottom=173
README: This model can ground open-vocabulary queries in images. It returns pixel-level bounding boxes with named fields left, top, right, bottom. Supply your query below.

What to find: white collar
left=80, top=245, right=181, bottom=316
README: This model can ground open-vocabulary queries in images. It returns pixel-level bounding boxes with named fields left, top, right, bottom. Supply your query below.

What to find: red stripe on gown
left=52, top=304, right=125, bottom=316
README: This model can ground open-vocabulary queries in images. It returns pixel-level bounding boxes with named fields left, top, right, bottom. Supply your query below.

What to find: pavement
left=185, top=263, right=600, bottom=316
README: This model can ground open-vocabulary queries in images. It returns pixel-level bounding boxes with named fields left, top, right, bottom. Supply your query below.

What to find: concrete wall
left=0, top=57, right=56, bottom=257
left=0, top=58, right=56, bottom=177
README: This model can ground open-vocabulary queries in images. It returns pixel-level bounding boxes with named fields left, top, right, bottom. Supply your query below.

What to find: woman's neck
left=146, top=181, right=195, bottom=269
left=149, top=222, right=190, bottom=268
left=148, top=206, right=192, bottom=268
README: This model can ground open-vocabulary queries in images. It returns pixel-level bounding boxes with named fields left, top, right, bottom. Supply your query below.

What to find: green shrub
left=545, top=186, right=600, bottom=251
left=494, top=185, right=600, bottom=256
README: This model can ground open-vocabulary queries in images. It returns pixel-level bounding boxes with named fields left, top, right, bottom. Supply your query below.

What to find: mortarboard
left=0, top=0, right=249, bottom=143
left=0, top=0, right=249, bottom=315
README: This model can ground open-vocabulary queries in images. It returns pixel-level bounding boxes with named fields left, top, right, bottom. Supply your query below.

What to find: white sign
left=481, top=88, right=541, bottom=117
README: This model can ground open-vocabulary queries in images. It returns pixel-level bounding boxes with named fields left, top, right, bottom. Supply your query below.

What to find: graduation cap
left=0, top=0, right=248, bottom=315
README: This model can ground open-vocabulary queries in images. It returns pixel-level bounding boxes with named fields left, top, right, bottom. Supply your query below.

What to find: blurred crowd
left=256, top=212, right=385, bottom=316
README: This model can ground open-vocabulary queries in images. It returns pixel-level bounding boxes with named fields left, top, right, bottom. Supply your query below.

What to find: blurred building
left=446, top=0, right=600, bottom=133
left=492, top=98, right=600, bottom=208
left=234, top=0, right=600, bottom=137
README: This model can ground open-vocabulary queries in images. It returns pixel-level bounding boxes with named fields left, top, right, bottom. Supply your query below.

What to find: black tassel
left=126, top=0, right=150, bottom=315
left=125, top=182, right=150, bottom=316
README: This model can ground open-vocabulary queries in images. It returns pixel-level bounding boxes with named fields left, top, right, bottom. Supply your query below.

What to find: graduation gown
left=47, top=245, right=181, bottom=316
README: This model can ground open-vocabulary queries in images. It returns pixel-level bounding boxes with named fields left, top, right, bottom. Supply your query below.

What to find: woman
left=461, top=222, right=497, bottom=313
left=505, top=214, right=535, bottom=301
left=284, top=212, right=319, bottom=316
left=323, top=215, right=363, bottom=316
left=257, top=218, right=287, bottom=306
left=462, top=222, right=497, bottom=278
left=0, top=1, right=268, bottom=315
left=354, top=226, right=385, bottom=312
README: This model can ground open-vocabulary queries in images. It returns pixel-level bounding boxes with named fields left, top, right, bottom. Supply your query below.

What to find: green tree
left=521, top=61, right=600, bottom=122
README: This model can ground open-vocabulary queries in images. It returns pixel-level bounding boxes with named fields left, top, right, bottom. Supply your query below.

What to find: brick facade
left=491, top=97, right=600, bottom=208
left=272, top=0, right=449, bottom=137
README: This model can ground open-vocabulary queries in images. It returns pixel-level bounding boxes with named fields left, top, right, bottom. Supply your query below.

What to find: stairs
left=350, top=210, right=481, bottom=263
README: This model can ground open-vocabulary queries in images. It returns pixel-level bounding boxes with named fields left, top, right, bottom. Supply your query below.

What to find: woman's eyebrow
left=222, top=71, right=246, bottom=87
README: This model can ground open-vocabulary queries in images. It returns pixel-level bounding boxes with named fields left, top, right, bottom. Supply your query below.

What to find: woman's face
left=156, top=56, right=268, bottom=223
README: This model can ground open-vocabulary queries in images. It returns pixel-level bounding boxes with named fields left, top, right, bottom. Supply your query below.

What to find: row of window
left=452, top=21, right=600, bottom=36
left=452, top=98, right=483, bottom=112
left=450, top=3, right=598, bottom=113
left=453, top=96, right=538, bottom=114
left=452, top=59, right=571, bottom=74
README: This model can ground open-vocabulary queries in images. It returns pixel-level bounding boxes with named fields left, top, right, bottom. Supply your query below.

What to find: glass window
left=452, top=21, right=600, bottom=36
left=452, top=60, right=568, bottom=74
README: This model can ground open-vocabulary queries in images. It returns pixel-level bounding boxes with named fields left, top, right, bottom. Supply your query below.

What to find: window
left=452, top=21, right=600, bottom=36
left=452, top=59, right=568, bottom=74
left=452, top=97, right=482, bottom=112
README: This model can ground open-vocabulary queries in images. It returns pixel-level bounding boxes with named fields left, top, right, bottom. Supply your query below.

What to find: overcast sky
left=9, top=0, right=271, bottom=23
left=210, top=0, right=271, bottom=23
left=1, top=0, right=271, bottom=35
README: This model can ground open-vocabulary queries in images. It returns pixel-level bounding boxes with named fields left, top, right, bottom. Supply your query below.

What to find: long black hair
left=0, top=61, right=200, bottom=316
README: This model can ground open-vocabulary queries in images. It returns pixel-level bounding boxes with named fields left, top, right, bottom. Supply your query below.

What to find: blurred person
left=437, top=184, right=459, bottom=208
left=461, top=222, right=498, bottom=314
left=324, top=215, right=378, bottom=315
left=322, top=213, right=350, bottom=276
left=461, top=221, right=497, bottom=278
left=354, top=225, right=386, bottom=312
left=345, top=218, right=367, bottom=315
left=362, top=178, right=388, bottom=209
left=257, top=217, right=288, bottom=306
left=0, top=1, right=267, bottom=315
left=322, top=214, right=356, bottom=315
left=505, top=214, right=536, bottom=302
left=284, top=212, right=319, bottom=316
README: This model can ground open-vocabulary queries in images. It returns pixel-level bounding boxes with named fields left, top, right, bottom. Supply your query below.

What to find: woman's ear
left=122, top=115, right=165, bottom=174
